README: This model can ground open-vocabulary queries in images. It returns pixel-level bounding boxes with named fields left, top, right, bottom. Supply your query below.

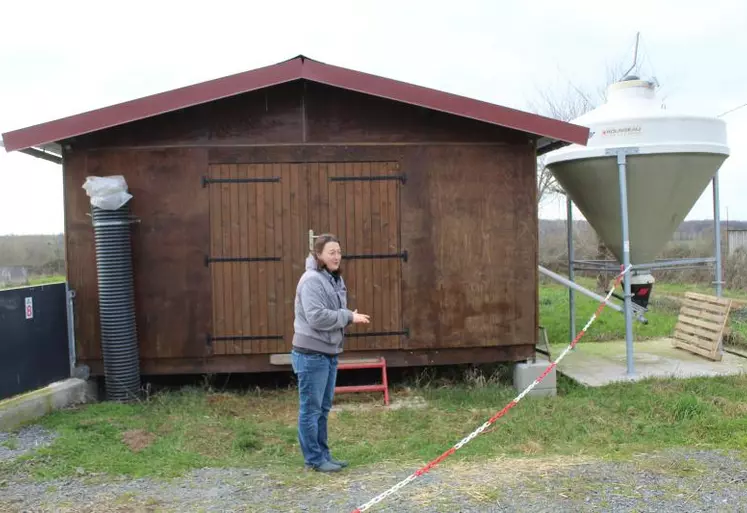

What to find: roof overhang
left=536, top=137, right=573, bottom=156
left=1, top=55, right=589, bottom=161
left=1, top=136, right=63, bottom=164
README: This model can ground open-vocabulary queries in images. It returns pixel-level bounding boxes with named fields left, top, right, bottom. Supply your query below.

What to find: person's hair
left=313, top=233, right=342, bottom=273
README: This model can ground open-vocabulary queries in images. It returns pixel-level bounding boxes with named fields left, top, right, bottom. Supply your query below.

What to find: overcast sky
left=1, top=0, right=745, bottom=235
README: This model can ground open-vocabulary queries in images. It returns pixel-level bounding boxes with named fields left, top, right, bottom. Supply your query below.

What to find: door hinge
left=202, top=176, right=281, bottom=187
left=346, top=329, right=410, bottom=338
left=329, top=174, right=406, bottom=184
left=205, top=256, right=282, bottom=266
left=344, top=250, right=408, bottom=262
left=207, top=333, right=284, bottom=344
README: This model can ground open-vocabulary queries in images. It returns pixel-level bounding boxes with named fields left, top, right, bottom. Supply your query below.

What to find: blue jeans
left=291, top=350, right=338, bottom=467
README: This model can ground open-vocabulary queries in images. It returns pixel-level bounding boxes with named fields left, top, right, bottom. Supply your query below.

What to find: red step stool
left=335, top=357, right=390, bottom=406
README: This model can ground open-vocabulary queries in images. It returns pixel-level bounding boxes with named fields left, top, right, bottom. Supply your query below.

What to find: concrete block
left=0, top=378, right=96, bottom=431
left=270, top=353, right=292, bottom=366
left=513, top=361, right=557, bottom=397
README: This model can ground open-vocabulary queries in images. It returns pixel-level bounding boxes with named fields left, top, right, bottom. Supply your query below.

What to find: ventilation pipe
left=83, top=176, right=141, bottom=401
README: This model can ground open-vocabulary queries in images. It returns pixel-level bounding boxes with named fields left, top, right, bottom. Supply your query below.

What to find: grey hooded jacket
left=292, top=254, right=354, bottom=355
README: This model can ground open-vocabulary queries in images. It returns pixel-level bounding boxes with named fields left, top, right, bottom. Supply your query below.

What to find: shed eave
left=1, top=137, right=62, bottom=164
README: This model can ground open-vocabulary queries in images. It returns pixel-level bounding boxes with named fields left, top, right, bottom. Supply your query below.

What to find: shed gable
left=71, top=80, right=527, bottom=150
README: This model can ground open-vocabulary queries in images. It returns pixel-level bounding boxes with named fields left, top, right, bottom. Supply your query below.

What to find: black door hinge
left=207, top=333, right=284, bottom=345
left=205, top=256, right=282, bottom=266
left=346, top=329, right=410, bottom=338
left=343, top=250, right=408, bottom=262
left=202, top=176, right=281, bottom=187
left=329, top=174, right=406, bottom=184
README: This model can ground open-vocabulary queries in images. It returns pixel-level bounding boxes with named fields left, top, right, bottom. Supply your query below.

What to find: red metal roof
left=1, top=55, right=589, bottom=153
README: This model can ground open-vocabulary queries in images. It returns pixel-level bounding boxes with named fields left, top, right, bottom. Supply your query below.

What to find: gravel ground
left=0, top=428, right=745, bottom=512
left=0, top=426, right=57, bottom=462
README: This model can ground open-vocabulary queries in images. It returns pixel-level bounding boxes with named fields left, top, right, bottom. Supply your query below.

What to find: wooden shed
left=2, top=56, right=588, bottom=376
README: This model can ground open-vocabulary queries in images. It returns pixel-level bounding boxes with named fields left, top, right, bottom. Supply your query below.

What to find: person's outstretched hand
left=352, top=309, right=371, bottom=324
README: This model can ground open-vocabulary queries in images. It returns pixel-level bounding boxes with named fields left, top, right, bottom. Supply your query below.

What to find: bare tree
left=530, top=63, right=630, bottom=290
left=530, top=64, right=627, bottom=205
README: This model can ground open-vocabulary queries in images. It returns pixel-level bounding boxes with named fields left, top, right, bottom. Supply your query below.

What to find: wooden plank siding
left=207, top=163, right=304, bottom=355
left=62, top=80, right=539, bottom=375
left=208, top=146, right=537, bottom=353
left=311, top=162, right=404, bottom=351
left=207, top=161, right=403, bottom=355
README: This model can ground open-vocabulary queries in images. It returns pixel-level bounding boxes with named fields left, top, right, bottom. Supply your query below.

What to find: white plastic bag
left=82, top=175, right=133, bottom=210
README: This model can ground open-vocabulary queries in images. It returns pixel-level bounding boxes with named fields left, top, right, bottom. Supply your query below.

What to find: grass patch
left=539, top=280, right=678, bottom=344
left=1, top=435, right=19, bottom=450
left=0, top=274, right=65, bottom=290
left=539, top=278, right=747, bottom=348
left=4, top=373, right=746, bottom=482
left=28, top=274, right=65, bottom=286
left=654, top=281, right=747, bottom=300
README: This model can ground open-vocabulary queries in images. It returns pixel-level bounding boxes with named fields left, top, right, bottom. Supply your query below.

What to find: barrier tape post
left=351, top=265, right=633, bottom=513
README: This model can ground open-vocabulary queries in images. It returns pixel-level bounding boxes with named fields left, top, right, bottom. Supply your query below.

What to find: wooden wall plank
left=220, top=165, right=232, bottom=355
left=387, top=162, right=402, bottom=342
left=369, top=166, right=382, bottom=349
left=247, top=164, right=260, bottom=352
left=319, top=163, right=330, bottom=234
left=379, top=169, right=392, bottom=339
left=230, top=164, right=242, bottom=354
left=238, top=164, right=252, bottom=354
left=272, top=163, right=284, bottom=354
left=282, top=163, right=294, bottom=351
left=256, top=164, right=269, bottom=354
left=263, top=163, right=276, bottom=352
left=309, top=162, right=320, bottom=233
left=210, top=164, right=225, bottom=355
left=290, top=163, right=301, bottom=352
left=361, top=163, right=374, bottom=346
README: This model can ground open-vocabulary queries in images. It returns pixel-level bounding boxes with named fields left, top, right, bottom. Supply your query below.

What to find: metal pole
left=713, top=173, right=723, bottom=297
left=616, top=152, right=635, bottom=377
left=65, top=283, right=77, bottom=377
left=539, top=266, right=624, bottom=313
left=567, top=195, right=576, bottom=343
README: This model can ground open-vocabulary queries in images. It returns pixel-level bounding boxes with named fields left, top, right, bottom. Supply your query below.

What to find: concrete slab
left=541, top=337, right=747, bottom=387
left=0, top=378, right=97, bottom=431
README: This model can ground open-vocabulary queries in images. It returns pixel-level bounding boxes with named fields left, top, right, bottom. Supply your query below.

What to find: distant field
left=0, top=274, right=65, bottom=290
left=29, top=275, right=66, bottom=286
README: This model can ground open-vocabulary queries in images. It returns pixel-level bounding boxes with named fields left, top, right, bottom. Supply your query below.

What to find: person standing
left=291, top=234, right=370, bottom=472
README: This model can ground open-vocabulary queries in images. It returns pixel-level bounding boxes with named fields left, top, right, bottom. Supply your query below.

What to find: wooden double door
left=206, top=161, right=406, bottom=355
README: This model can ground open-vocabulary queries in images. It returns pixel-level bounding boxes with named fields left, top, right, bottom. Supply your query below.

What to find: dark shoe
left=328, top=457, right=348, bottom=468
left=313, top=461, right=342, bottom=473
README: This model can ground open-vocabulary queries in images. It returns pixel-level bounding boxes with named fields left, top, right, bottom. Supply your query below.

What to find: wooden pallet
left=672, top=292, right=732, bottom=361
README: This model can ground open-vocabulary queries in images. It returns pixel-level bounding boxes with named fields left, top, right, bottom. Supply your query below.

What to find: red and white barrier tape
left=351, top=265, right=633, bottom=513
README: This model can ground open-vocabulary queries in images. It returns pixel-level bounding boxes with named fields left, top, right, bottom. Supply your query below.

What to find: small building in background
left=0, top=266, right=29, bottom=288
left=728, top=229, right=747, bottom=255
